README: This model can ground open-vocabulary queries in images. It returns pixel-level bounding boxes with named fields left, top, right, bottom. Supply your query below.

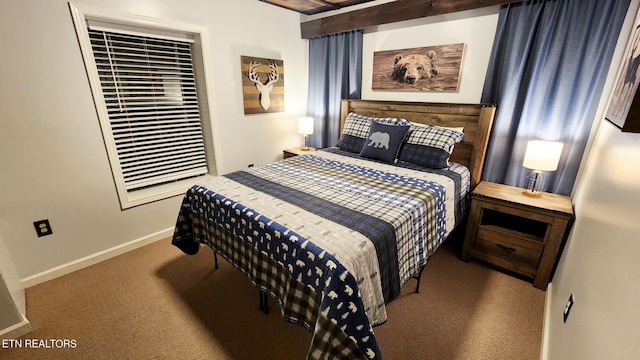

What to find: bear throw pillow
left=359, top=121, right=410, bottom=163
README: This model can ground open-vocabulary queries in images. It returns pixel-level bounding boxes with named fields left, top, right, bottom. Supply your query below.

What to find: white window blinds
left=88, top=28, right=208, bottom=191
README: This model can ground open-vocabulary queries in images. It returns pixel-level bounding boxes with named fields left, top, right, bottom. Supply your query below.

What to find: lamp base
left=300, top=135, right=312, bottom=152
left=522, top=170, right=546, bottom=198
left=522, top=189, right=543, bottom=198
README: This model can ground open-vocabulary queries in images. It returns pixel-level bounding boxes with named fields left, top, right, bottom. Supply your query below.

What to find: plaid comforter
left=172, top=148, right=469, bottom=360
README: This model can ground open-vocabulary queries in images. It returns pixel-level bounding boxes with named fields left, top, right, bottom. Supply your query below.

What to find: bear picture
left=372, top=43, right=465, bottom=91
left=392, top=51, right=439, bottom=84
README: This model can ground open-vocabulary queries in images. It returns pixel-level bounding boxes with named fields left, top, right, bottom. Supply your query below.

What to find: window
left=70, top=4, right=217, bottom=209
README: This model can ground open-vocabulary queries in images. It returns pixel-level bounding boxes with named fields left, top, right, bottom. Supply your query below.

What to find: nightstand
left=283, top=146, right=316, bottom=159
left=461, top=181, right=574, bottom=290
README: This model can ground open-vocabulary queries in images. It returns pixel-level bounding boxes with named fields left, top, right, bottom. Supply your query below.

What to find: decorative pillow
left=398, top=124, right=465, bottom=168
left=359, top=121, right=410, bottom=163
left=337, top=112, right=409, bottom=153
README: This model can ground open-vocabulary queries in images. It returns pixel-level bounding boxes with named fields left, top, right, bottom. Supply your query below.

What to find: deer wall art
left=241, top=56, right=284, bottom=114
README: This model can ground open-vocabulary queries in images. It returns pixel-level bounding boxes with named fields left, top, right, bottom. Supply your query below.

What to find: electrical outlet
left=248, top=164, right=254, bottom=168
left=563, top=294, right=574, bottom=323
left=33, top=219, right=52, bottom=237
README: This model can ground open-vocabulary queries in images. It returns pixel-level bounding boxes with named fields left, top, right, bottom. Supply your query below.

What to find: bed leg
left=259, top=291, right=269, bottom=314
left=414, top=265, right=427, bottom=293
left=214, top=252, right=219, bottom=270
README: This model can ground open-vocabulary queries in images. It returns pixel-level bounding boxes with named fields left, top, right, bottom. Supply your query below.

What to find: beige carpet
left=2, top=238, right=545, bottom=360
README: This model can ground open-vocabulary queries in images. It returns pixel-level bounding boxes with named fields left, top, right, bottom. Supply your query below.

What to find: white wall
left=0, top=0, right=308, bottom=280
left=0, top=273, right=23, bottom=333
left=0, top=231, right=25, bottom=317
left=545, top=122, right=640, bottom=360
left=544, top=1, right=640, bottom=358
left=0, top=230, right=31, bottom=339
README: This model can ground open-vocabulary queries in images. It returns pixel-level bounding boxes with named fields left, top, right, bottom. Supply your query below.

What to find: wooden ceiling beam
left=301, top=0, right=522, bottom=39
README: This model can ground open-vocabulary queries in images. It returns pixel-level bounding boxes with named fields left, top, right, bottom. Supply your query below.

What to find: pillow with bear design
left=397, top=124, right=465, bottom=169
left=359, top=121, right=410, bottom=163
left=337, top=112, right=409, bottom=153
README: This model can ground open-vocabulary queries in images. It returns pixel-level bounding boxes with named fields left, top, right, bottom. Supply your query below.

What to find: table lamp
left=522, top=140, right=563, bottom=198
left=298, top=117, right=314, bottom=151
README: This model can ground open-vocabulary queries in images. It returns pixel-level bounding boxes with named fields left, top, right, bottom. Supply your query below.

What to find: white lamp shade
left=298, top=117, right=314, bottom=135
left=523, top=140, right=564, bottom=171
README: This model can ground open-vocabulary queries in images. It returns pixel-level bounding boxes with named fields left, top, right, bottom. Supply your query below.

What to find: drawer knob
left=496, top=244, right=517, bottom=253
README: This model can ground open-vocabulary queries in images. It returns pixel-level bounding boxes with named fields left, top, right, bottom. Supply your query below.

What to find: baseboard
left=21, top=227, right=174, bottom=288
left=540, top=282, right=553, bottom=360
left=0, top=315, right=32, bottom=340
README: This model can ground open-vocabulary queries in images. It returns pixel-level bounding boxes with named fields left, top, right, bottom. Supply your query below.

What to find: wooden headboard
left=340, top=99, right=496, bottom=190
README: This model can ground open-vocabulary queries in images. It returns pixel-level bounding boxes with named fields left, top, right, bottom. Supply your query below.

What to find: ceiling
left=260, top=0, right=378, bottom=15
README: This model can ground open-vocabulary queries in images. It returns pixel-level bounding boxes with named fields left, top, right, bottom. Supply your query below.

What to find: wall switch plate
left=33, top=219, right=52, bottom=237
left=563, top=294, right=574, bottom=323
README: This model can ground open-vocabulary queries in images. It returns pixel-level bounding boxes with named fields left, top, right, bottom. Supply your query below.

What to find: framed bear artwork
left=372, top=43, right=465, bottom=92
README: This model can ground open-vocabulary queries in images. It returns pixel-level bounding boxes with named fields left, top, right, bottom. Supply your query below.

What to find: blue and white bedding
left=172, top=148, right=470, bottom=360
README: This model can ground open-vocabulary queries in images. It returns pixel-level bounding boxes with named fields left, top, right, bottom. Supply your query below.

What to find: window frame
left=69, top=3, right=219, bottom=209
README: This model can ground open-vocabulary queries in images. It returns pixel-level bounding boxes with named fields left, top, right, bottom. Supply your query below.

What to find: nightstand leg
left=461, top=202, right=481, bottom=262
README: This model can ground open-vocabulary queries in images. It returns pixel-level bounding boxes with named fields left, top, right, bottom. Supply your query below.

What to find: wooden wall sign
left=372, top=43, right=465, bottom=92
left=241, top=56, right=284, bottom=114
left=605, top=25, right=640, bottom=133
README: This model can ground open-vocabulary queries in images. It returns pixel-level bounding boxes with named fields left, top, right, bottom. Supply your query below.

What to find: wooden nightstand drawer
left=475, top=226, right=543, bottom=269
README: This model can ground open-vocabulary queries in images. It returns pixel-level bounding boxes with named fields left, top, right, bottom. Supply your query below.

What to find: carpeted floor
left=2, top=238, right=545, bottom=359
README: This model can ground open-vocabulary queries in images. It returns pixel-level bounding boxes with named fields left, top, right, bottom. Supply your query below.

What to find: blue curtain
left=307, top=30, right=363, bottom=148
left=481, top=0, right=631, bottom=195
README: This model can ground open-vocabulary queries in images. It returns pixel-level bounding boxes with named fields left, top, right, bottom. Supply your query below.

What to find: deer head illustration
left=248, top=61, right=279, bottom=111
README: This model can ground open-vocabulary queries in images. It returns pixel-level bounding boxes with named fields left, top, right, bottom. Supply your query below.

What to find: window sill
left=121, top=174, right=215, bottom=210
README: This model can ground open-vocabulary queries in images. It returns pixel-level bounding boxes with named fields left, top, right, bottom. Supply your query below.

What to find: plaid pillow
left=398, top=125, right=465, bottom=168
left=337, top=112, right=409, bottom=153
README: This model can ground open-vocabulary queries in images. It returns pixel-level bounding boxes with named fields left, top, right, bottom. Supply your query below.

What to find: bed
left=172, top=99, right=495, bottom=359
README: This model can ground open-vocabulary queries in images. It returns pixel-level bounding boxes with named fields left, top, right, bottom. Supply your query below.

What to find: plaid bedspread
left=172, top=149, right=468, bottom=360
